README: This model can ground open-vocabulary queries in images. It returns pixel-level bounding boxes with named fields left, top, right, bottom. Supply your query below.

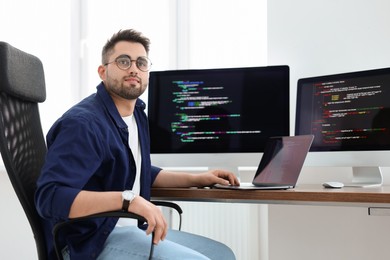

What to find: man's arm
left=152, top=169, right=240, bottom=188
left=69, top=190, right=167, bottom=244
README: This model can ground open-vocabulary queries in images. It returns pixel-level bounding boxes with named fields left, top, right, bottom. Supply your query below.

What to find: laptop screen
left=253, top=135, right=314, bottom=185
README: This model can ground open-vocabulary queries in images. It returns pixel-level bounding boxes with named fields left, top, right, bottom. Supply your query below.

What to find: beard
left=105, top=74, right=147, bottom=100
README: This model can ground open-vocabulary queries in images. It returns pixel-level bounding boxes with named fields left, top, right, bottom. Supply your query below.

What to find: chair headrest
left=0, top=42, right=46, bottom=102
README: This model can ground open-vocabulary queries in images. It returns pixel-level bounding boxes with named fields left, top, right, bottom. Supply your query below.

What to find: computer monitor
left=147, top=65, right=290, bottom=174
left=295, top=67, right=390, bottom=187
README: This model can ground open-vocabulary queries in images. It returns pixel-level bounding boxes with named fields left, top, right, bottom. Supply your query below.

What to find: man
left=35, top=29, right=239, bottom=259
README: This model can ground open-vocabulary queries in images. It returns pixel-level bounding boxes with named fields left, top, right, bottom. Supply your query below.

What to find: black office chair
left=0, top=42, right=182, bottom=260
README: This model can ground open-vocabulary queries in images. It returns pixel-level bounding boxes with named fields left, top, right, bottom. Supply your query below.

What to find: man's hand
left=127, top=196, right=168, bottom=244
left=195, top=169, right=240, bottom=187
left=153, top=169, right=240, bottom=188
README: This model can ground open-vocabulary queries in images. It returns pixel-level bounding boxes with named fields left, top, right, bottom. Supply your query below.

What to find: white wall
left=0, top=168, right=37, bottom=259
left=0, top=0, right=75, bottom=134
left=268, top=1, right=390, bottom=259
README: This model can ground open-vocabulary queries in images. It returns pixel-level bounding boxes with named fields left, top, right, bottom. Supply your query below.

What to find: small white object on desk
left=322, top=181, right=344, bottom=189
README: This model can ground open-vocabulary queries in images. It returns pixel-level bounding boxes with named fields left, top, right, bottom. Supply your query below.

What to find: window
left=1, top=0, right=267, bottom=133
left=1, top=0, right=74, bottom=133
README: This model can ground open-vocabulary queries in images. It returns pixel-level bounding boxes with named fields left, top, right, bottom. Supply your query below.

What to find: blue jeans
left=63, top=226, right=235, bottom=260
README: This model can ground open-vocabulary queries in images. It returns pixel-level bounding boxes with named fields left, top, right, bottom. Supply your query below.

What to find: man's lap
left=97, top=226, right=209, bottom=260
left=63, top=226, right=235, bottom=260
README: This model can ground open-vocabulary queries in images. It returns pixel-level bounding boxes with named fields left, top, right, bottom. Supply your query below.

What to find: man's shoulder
left=64, top=94, right=104, bottom=119
left=48, top=96, right=108, bottom=136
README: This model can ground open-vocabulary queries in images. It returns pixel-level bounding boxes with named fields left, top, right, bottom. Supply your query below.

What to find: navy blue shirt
left=35, top=83, right=161, bottom=259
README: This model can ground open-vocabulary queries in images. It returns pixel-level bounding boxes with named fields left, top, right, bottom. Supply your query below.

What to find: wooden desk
left=153, top=184, right=390, bottom=259
left=152, top=184, right=390, bottom=208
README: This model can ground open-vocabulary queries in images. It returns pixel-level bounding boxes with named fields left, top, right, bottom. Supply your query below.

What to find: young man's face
left=98, top=41, right=150, bottom=101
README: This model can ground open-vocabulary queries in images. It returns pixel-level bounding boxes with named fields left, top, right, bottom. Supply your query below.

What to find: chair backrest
left=0, top=42, right=48, bottom=260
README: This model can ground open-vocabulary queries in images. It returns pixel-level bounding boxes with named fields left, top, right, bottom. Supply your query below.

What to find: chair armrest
left=152, top=200, right=183, bottom=214
left=152, top=201, right=183, bottom=230
left=52, top=201, right=183, bottom=260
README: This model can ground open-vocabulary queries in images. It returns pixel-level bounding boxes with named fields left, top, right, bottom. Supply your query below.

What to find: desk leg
left=259, top=204, right=269, bottom=260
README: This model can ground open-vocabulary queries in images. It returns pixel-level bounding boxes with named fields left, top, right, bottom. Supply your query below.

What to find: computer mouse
left=322, top=181, right=344, bottom=189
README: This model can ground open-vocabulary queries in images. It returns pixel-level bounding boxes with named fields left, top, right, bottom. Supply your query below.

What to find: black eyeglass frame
left=104, top=54, right=152, bottom=72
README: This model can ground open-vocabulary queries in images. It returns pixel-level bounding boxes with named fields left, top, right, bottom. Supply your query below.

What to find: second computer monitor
left=295, top=67, right=390, bottom=186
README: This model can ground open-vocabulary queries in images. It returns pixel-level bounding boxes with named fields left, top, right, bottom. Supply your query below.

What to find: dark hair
left=101, top=29, right=151, bottom=64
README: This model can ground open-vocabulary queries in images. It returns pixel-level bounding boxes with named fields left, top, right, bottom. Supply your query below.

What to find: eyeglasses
left=104, top=55, right=152, bottom=72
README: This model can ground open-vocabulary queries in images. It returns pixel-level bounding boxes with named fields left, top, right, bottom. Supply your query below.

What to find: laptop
left=213, top=135, right=314, bottom=190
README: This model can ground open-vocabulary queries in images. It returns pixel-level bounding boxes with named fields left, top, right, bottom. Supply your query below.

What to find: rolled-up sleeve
left=151, top=165, right=162, bottom=184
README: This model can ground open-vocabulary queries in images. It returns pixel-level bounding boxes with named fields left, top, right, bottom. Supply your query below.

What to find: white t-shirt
left=117, top=114, right=141, bottom=226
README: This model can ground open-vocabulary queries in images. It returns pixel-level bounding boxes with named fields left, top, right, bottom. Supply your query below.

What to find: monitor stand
left=344, top=166, right=383, bottom=187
